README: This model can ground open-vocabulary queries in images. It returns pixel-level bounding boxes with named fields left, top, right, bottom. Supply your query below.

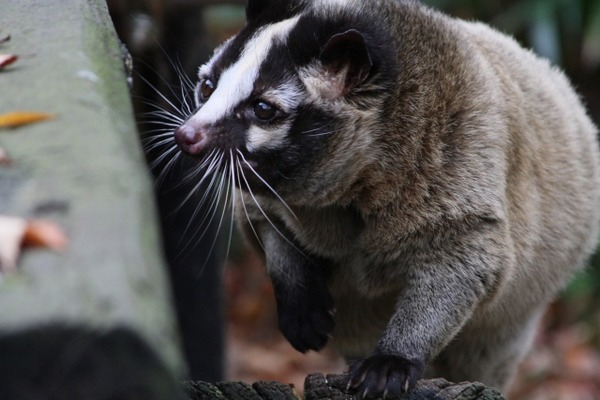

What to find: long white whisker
left=153, top=148, right=182, bottom=188
left=148, top=143, right=179, bottom=169
left=304, top=124, right=345, bottom=137
left=137, top=74, right=187, bottom=120
left=199, top=155, right=234, bottom=268
left=236, top=150, right=299, bottom=222
left=139, top=103, right=186, bottom=119
left=144, top=136, right=175, bottom=154
left=163, top=52, right=196, bottom=93
left=173, top=59, right=196, bottom=92
left=235, top=158, right=303, bottom=283
left=140, top=117, right=184, bottom=129
left=171, top=151, right=224, bottom=214
left=185, top=149, right=220, bottom=176
left=178, top=72, right=196, bottom=117
left=234, top=159, right=267, bottom=253
left=154, top=149, right=218, bottom=195
left=141, top=128, right=174, bottom=138
left=223, top=149, right=237, bottom=264
left=176, top=156, right=227, bottom=252
left=235, top=156, right=309, bottom=262
left=149, top=53, right=196, bottom=118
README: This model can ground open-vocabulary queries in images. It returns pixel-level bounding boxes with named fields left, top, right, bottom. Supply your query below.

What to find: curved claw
left=347, top=355, right=425, bottom=399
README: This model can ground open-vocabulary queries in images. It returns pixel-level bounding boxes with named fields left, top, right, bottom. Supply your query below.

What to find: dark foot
left=275, top=280, right=335, bottom=353
left=347, top=355, right=425, bottom=399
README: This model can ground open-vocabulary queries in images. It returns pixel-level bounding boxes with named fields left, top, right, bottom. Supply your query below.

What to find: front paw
left=276, top=287, right=335, bottom=353
left=347, top=355, right=425, bottom=399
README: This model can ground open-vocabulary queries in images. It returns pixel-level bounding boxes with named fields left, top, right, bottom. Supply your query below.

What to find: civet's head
left=174, top=0, right=399, bottom=205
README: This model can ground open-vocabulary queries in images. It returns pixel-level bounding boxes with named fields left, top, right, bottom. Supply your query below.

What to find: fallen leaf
left=0, top=111, right=54, bottom=129
left=0, top=216, right=68, bottom=272
left=0, top=54, right=17, bottom=69
left=0, top=147, right=10, bottom=165
left=0, top=34, right=10, bottom=44
left=0, top=216, right=27, bottom=271
left=23, top=220, right=68, bottom=252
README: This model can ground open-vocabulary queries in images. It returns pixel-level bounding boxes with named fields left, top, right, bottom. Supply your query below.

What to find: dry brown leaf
left=0, top=147, right=10, bottom=165
left=23, top=220, right=68, bottom=252
left=0, top=54, right=17, bottom=69
left=0, top=111, right=54, bottom=129
left=0, top=216, right=68, bottom=272
left=0, top=216, right=27, bottom=271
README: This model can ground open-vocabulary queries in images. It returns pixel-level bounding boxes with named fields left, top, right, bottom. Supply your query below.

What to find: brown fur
left=178, top=0, right=600, bottom=395
left=238, top=2, right=600, bottom=392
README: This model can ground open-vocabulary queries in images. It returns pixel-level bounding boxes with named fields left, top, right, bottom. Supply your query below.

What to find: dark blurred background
left=107, top=0, right=600, bottom=398
left=108, top=0, right=247, bottom=383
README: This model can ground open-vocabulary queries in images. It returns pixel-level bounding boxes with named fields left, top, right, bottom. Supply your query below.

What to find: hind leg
left=427, top=311, right=543, bottom=392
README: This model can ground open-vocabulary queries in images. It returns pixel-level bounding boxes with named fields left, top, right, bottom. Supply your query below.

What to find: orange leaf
left=0, top=216, right=68, bottom=272
left=23, top=220, right=68, bottom=252
left=0, top=111, right=54, bottom=129
left=0, top=54, right=17, bottom=69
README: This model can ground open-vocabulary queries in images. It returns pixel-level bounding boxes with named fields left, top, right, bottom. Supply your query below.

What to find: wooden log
left=304, top=374, right=504, bottom=400
left=0, top=0, right=183, bottom=397
left=182, top=374, right=505, bottom=400
left=183, top=380, right=301, bottom=400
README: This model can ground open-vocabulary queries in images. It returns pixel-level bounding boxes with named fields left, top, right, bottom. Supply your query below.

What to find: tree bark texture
left=183, top=374, right=505, bottom=400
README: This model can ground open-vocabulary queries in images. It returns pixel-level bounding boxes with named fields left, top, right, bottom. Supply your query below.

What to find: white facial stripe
left=263, top=82, right=304, bottom=113
left=198, top=64, right=211, bottom=78
left=191, top=16, right=301, bottom=127
left=246, top=124, right=290, bottom=152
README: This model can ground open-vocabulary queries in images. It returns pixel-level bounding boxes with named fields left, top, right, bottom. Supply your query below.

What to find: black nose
left=174, top=124, right=206, bottom=155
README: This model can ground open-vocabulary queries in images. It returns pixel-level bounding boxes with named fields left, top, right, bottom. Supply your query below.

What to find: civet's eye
left=199, top=78, right=215, bottom=100
left=253, top=100, right=277, bottom=121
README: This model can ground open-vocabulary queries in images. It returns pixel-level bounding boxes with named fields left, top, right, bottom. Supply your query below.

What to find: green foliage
left=565, top=251, right=600, bottom=303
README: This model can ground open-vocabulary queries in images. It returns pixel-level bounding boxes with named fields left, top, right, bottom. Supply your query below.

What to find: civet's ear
left=320, top=29, right=373, bottom=97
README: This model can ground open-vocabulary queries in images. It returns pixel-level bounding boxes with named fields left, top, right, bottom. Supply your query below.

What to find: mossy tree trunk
left=0, top=0, right=183, bottom=398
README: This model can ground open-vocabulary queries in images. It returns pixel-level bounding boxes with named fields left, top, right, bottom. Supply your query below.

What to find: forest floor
left=224, top=251, right=600, bottom=400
